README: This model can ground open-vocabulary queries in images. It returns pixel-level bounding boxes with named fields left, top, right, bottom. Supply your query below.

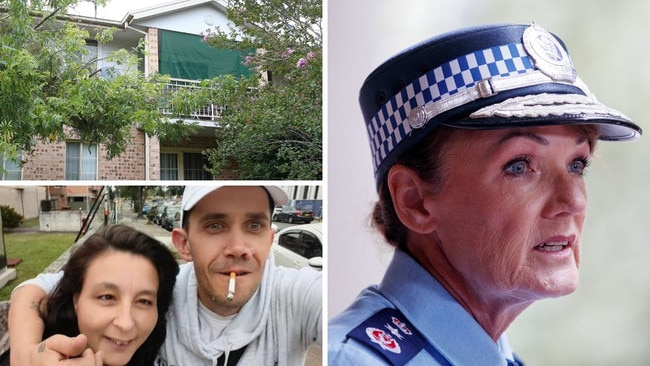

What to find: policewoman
left=328, top=23, right=641, bottom=365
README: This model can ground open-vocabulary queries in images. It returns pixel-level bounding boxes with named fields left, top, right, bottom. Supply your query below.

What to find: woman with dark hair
left=40, top=224, right=178, bottom=366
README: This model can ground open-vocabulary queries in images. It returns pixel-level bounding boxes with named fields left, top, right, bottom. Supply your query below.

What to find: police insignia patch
left=366, top=327, right=402, bottom=353
left=347, top=308, right=428, bottom=365
left=392, top=316, right=412, bottom=335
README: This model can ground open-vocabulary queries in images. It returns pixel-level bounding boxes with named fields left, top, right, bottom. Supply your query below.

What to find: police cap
left=360, top=23, right=642, bottom=188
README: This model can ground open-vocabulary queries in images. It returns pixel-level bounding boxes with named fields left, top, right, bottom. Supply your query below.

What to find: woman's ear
left=171, top=228, right=193, bottom=262
left=388, top=164, right=438, bottom=234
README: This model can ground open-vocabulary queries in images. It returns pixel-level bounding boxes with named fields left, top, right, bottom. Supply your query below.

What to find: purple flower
left=306, top=51, right=315, bottom=60
left=282, top=48, right=294, bottom=59
left=201, top=29, right=212, bottom=41
left=244, top=55, right=253, bottom=66
left=296, top=58, right=308, bottom=68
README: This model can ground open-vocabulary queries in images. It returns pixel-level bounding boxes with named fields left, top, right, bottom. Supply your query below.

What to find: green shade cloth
left=159, top=29, right=252, bottom=80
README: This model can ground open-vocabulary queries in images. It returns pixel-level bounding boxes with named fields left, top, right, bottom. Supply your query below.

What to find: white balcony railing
left=161, top=78, right=224, bottom=121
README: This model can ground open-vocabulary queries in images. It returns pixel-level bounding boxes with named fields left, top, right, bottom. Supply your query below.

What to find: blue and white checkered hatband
left=359, top=23, right=641, bottom=188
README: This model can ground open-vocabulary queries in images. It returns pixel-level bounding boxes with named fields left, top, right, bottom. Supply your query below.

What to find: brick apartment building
left=5, top=0, right=248, bottom=181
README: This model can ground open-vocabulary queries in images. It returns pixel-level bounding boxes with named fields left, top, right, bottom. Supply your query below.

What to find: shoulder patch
left=346, top=308, right=426, bottom=365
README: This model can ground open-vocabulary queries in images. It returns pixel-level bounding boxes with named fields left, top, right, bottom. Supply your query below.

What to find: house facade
left=13, top=0, right=247, bottom=181
left=0, top=186, right=47, bottom=219
left=0, top=186, right=101, bottom=218
left=283, top=185, right=324, bottom=218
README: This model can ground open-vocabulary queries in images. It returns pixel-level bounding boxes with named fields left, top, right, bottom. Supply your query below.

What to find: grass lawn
left=0, top=232, right=77, bottom=301
left=21, top=217, right=40, bottom=228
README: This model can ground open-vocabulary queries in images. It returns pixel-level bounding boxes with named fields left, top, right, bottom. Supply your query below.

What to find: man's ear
left=171, top=228, right=193, bottom=262
left=388, top=164, right=438, bottom=234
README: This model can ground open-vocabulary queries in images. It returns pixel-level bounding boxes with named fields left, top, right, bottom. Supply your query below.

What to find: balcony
left=161, top=78, right=224, bottom=122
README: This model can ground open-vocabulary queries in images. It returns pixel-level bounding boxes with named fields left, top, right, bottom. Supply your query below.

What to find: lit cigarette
left=227, top=272, right=236, bottom=301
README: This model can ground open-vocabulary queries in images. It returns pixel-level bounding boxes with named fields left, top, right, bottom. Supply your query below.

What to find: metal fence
left=160, top=78, right=223, bottom=121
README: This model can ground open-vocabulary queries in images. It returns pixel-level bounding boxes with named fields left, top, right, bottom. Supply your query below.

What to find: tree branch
left=34, top=7, right=63, bottom=30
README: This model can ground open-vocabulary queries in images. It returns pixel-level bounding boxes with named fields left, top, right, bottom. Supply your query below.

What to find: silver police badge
left=523, top=22, right=577, bottom=83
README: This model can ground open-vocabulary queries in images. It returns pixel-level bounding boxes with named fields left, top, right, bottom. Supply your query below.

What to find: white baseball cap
left=181, top=185, right=288, bottom=213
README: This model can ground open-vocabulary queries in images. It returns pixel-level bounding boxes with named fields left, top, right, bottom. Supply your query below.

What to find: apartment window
left=66, top=142, right=97, bottom=180
left=183, top=152, right=212, bottom=180
left=160, top=152, right=212, bottom=180
left=0, top=154, right=21, bottom=180
left=78, top=40, right=98, bottom=65
left=160, top=153, right=179, bottom=180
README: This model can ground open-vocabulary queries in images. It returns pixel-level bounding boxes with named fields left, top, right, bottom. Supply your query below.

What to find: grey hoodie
left=157, top=260, right=322, bottom=365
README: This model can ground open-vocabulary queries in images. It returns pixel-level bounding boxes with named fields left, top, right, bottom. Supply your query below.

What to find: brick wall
left=22, top=128, right=155, bottom=180
left=148, top=135, right=161, bottom=180
left=21, top=140, right=67, bottom=180
left=147, top=28, right=159, bottom=75
left=99, top=127, right=147, bottom=180
left=21, top=132, right=235, bottom=180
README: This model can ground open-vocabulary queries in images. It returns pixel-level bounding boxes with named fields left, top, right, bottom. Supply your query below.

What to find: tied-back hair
left=40, top=225, right=179, bottom=366
left=372, top=126, right=456, bottom=251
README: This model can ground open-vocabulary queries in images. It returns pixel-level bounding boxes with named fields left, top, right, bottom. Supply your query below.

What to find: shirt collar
left=378, top=250, right=514, bottom=365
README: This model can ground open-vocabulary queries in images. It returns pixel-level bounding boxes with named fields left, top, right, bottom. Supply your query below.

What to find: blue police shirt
left=328, top=250, right=518, bottom=365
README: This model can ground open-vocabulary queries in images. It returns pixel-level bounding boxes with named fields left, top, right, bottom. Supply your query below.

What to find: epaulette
left=346, top=308, right=430, bottom=365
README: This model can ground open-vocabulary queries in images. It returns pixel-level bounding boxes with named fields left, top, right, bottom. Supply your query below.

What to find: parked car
left=272, top=205, right=315, bottom=224
left=161, top=205, right=182, bottom=231
left=273, top=205, right=282, bottom=217
left=272, top=223, right=323, bottom=271
left=172, top=211, right=182, bottom=230
left=152, top=203, right=168, bottom=225
left=158, top=204, right=180, bottom=226
left=141, top=203, right=153, bottom=215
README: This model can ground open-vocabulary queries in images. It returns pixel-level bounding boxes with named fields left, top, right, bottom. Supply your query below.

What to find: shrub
left=0, top=205, right=23, bottom=229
